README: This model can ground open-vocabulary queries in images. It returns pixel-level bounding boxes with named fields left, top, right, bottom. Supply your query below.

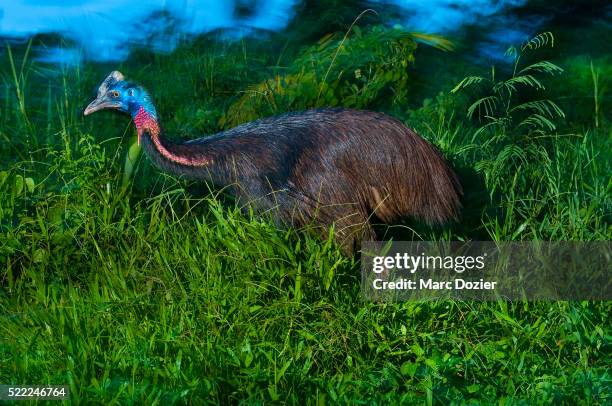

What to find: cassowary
left=84, top=71, right=462, bottom=253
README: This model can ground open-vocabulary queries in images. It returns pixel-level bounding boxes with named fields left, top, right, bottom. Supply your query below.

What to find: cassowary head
left=84, top=71, right=156, bottom=118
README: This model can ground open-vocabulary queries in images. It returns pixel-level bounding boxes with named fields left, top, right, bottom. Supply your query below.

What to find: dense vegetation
left=1, top=7, right=610, bottom=404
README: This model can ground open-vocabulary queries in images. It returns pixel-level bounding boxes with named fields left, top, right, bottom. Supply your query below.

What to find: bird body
left=85, top=71, right=462, bottom=253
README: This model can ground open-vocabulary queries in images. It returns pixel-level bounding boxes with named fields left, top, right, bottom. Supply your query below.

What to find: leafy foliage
left=451, top=33, right=569, bottom=191
left=452, top=32, right=565, bottom=142
left=221, top=25, right=451, bottom=127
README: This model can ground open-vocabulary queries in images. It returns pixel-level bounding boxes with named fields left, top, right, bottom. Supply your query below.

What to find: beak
left=83, top=98, right=119, bottom=116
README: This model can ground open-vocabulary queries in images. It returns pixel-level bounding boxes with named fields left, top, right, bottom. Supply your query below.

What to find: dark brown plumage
left=85, top=72, right=462, bottom=254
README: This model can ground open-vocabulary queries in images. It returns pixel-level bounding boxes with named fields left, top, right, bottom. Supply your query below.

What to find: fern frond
left=467, top=95, right=499, bottom=120
left=504, top=46, right=518, bottom=59
left=521, top=32, right=554, bottom=51
left=498, top=144, right=528, bottom=164
left=518, top=61, right=563, bottom=76
left=510, top=100, right=565, bottom=118
left=472, top=118, right=506, bottom=141
left=503, top=74, right=545, bottom=91
left=475, top=144, right=527, bottom=180
left=451, top=76, right=487, bottom=93
left=491, top=144, right=528, bottom=178
left=518, top=114, right=556, bottom=131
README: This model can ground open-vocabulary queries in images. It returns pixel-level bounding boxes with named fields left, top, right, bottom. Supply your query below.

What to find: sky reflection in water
left=0, top=0, right=531, bottom=64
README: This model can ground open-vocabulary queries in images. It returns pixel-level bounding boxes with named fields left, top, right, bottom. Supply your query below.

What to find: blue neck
left=130, top=90, right=158, bottom=120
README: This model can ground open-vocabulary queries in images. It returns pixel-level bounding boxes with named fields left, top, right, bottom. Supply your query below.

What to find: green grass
left=1, top=28, right=611, bottom=404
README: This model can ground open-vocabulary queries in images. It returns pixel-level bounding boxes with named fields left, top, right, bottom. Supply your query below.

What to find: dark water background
left=1, top=0, right=609, bottom=65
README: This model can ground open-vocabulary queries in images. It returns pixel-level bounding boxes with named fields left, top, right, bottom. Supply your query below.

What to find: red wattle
left=133, top=106, right=211, bottom=167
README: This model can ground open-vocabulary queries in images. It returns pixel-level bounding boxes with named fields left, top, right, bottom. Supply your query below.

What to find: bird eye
left=110, top=90, right=120, bottom=98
